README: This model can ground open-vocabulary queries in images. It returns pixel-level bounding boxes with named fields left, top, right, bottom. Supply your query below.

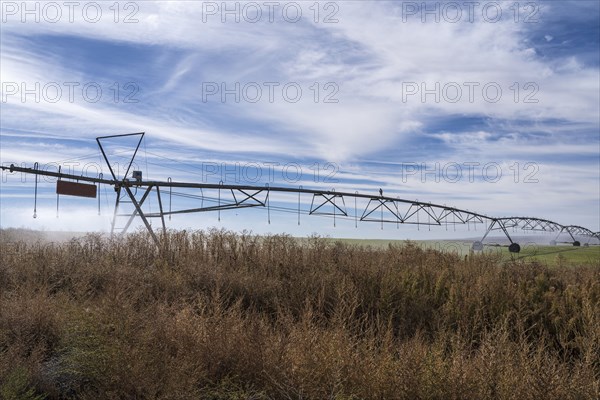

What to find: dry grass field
left=1, top=229, right=599, bottom=399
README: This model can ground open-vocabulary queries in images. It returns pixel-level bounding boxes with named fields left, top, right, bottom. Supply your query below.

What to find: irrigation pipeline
left=2, top=133, right=598, bottom=251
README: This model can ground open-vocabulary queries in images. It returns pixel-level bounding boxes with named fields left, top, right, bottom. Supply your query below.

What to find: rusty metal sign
left=56, top=180, right=97, bottom=198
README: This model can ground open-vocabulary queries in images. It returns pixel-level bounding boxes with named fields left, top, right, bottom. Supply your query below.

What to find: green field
left=324, top=238, right=600, bottom=266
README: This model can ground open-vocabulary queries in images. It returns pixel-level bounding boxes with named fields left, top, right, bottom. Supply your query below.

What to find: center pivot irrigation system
left=2, top=132, right=599, bottom=252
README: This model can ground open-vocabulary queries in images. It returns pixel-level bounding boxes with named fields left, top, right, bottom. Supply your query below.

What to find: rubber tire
left=508, top=243, right=521, bottom=253
left=573, top=241, right=581, bottom=247
left=472, top=241, right=484, bottom=251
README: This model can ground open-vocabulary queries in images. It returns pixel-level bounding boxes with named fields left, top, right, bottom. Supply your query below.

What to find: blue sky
left=0, top=0, right=599, bottom=240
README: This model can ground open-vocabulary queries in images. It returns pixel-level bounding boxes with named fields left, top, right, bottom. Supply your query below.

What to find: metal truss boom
left=2, top=133, right=599, bottom=252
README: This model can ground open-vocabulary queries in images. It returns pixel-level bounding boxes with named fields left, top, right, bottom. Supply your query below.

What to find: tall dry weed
left=0, top=229, right=598, bottom=399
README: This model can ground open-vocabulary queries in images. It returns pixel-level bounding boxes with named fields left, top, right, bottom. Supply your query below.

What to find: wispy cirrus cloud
left=1, top=0, right=598, bottom=234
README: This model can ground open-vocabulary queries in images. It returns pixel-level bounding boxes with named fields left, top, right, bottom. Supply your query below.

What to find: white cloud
left=2, top=1, right=598, bottom=158
left=1, top=1, right=598, bottom=233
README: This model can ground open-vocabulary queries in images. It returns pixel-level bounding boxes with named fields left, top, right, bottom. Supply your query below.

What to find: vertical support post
left=380, top=199, right=383, bottom=230
left=168, top=177, right=172, bottom=221
left=395, top=199, right=400, bottom=230
left=33, top=162, right=39, bottom=218
left=428, top=206, right=431, bottom=231
left=298, top=186, right=301, bottom=225
left=332, top=190, right=336, bottom=228
left=218, top=181, right=222, bottom=222
left=56, top=165, right=61, bottom=218
left=354, top=192, right=358, bottom=228
left=98, top=173, right=103, bottom=215
left=444, top=206, right=448, bottom=231
left=111, top=186, right=122, bottom=237
left=266, top=183, right=270, bottom=224
left=156, top=186, right=167, bottom=236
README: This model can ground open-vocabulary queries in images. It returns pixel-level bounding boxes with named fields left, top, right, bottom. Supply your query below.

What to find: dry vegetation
left=1, top=229, right=599, bottom=399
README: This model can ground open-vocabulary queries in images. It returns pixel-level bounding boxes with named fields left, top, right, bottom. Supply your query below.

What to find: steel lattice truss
left=2, top=132, right=599, bottom=253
